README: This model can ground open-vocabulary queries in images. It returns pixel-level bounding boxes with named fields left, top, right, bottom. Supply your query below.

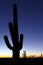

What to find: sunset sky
left=0, top=0, right=43, bottom=57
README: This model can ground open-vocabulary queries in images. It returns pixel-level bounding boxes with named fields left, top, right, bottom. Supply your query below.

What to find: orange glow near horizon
left=0, top=52, right=43, bottom=58
left=0, top=54, right=12, bottom=58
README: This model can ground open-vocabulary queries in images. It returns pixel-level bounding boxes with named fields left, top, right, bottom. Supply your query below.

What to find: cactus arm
left=19, top=34, right=23, bottom=50
left=4, top=35, right=13, bottom=50
left=9, top=22, right=15, bottom=44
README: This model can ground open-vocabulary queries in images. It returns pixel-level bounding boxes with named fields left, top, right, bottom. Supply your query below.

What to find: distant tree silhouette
left=4, top=4, right=24, bottom=58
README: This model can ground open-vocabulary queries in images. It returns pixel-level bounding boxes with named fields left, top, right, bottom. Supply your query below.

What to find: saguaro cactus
left=4, top=4, right=23, bottom=58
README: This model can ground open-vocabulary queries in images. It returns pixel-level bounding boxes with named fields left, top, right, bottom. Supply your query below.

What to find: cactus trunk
left=13, top=50, right=19, bottom=58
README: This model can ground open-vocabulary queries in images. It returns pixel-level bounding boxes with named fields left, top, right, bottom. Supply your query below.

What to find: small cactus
left=4, top=4, right=23, bottom=58
left=23, top=50, right=26, bottom=58
left=40, top=54, right=42, bottom=58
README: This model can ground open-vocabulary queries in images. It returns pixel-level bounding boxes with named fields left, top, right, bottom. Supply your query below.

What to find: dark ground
left=0, top=58, right=43, bottom=65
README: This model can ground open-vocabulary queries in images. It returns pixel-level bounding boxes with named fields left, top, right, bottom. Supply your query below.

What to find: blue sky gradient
left=0, top=0, right=43, bottom=57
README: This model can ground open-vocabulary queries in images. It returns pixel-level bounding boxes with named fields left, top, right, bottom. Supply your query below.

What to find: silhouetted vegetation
left=4, top=4, right=23, bottom=58
left=22, top=50, right=26, bottom=58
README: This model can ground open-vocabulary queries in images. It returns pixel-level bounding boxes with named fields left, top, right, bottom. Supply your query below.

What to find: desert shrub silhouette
left=4, top=4, right=23, bottom=58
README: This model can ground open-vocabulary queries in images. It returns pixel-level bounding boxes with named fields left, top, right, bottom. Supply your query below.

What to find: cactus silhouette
left=4, top=4, right=23, bottom=58
left=23, top=50, right=26, bottom=58
left=40, top=54, right=42, bottom=58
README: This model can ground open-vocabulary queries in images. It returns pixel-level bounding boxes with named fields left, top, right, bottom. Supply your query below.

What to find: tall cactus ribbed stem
left=4, top=4, right=23, bottom=58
